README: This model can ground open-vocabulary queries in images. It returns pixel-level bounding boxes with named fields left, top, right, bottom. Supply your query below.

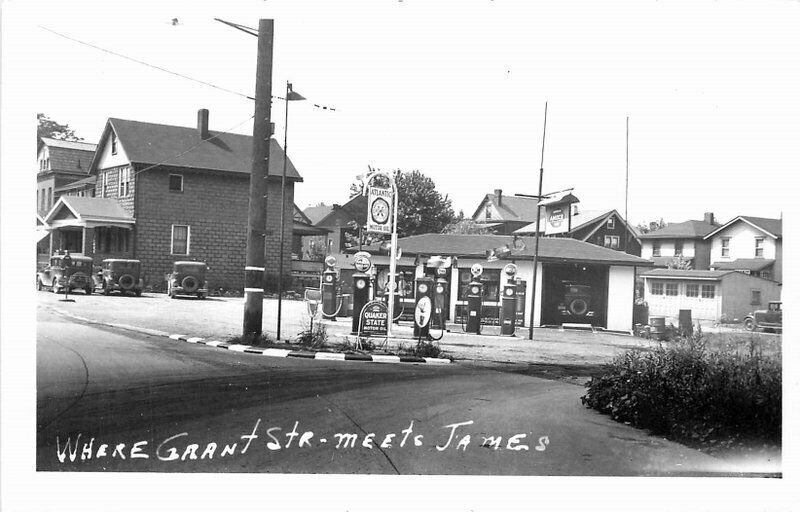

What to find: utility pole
left=528, top=102, right=547, bottom=340
left=243, top=19, right=274, bottom=339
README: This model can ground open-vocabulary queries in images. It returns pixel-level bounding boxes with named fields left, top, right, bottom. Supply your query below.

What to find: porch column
left=82, top=227, right=95, bottom=259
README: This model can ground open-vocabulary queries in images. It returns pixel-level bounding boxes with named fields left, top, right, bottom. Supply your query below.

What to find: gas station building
left=354, top=234, right=652, bottom=332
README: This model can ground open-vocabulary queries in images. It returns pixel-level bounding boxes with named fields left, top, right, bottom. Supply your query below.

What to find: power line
left=132, top=114, right=255, bottom=177
left=39, top=26, right=256, bottom=101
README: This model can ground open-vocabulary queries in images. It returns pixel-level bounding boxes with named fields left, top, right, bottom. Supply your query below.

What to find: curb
left=49, top=306, right=450, bottom=365
left=166, top=334, right=451, bottom=364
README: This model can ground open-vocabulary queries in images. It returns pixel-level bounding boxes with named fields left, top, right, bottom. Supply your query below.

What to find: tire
left=568, top=298, right=589, bottom=316
left=743, top=318, right=756, bottom=331
left=134, top=289, right=142, bottom=297
left=85, top=285, right=93, bottom=295
left=119, top=274, right=135, bottom=290
left=198, top=293, right=206, bottom=300
left=103, top=280, right=111, bottom=296
left=181, top=275, right=199, bottom=293
left=37, top=278, right=42, bottom=291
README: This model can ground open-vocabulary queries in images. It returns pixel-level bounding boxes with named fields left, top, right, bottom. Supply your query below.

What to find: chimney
left=197, top=109, right=209, bottom=140
left=703, top=212, right=715, bottom=225
left=494, top=189, right=502, bottom=206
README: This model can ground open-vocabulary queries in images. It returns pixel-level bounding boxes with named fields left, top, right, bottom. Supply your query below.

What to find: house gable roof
left=89, top=118, right=302, bottom=181
left=639, top=219, right=718, bottom=239
left=44, top=196, right=135, bottom=226
left=38, top=137, right=97, bottom=174
left=703, top=216, right=782, bottom=240
left=303, top=204, right=335, bottom=225
left=471, top=193, right=543, bottom=223
left=358, top=233, right=651, bottom=266
left=711, top=258, right=775, bottom=272
left=316, top=195, right=368, bottom=227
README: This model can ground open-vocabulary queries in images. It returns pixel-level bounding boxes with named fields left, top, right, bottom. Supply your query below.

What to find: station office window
left=686, top=284, right=699, bottom=297
left=171, top=225, right=190, bottom=255
left=751, top=289, right=762, bottom=306
left=665, top=283, right=678, bottom=296
left=650, top=281, right=664, bottom=295
left=169, top=174, right=184, bottom=192
left=701, top=284, right=715, bottom=299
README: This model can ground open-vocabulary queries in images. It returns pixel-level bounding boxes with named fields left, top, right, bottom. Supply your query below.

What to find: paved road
left=37, top=305, right=739, bottom=475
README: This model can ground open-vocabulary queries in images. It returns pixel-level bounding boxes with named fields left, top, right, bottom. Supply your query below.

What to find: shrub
left=581, top=332, right=781, bottom=446
left=295, top=317, right=327, bottom=349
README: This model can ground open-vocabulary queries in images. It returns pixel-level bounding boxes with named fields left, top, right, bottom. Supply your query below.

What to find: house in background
left=705, top=216, right=782, bottom=283
left=638, top=213, right=718, bottom=269
left=641, top=268, right=781, bottom=326
left=42, top=109, right=303, bottom=291
left=303, top=194, right=369, bottom=255
left=470, top=189, right=543, bottom=235
left=37, top=138, right=97, bottom=216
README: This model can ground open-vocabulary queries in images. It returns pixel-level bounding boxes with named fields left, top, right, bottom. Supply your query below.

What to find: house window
left=652, top=241, right=661, bottom=257
left=701, top=284, right=715, bottom=299
left=169, top=174, right=184, bottom=192
left=751, top=290, right=762, bottom=306
left=606, top=217, right=615, bottom=230
left=665, top=283, right=678, bottom=296
left=101, top=173, right=108, bottom=198
left=111, top=131, right=118, bottom=155
left=171, top=225, right=190, bottom=255
left=118, top=167, right=131, bottom=197
left=650, top=282, right=664, bottom=295
left=760, top=271, right=772, bottom=280
left=485, top=207, right=492, bottom=221
left=755, top=237, right=765, bottom=258
left=47, top=187, right=52, bottom=209
left=604, top=235, right=620, bottom=249
left=721, top=237, right=730, bottom=258
left=674, top=240, right=683, bottom=256
left=686, top=284, right=699, bottom=297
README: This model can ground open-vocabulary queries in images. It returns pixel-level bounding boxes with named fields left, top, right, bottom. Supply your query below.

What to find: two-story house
left=37, top=138, right=97, bottom=215
left=706, top=216, right=782, bottom=283
left=638, top=213, right=718, bottom=269
left=471, top=189, right=543, bottom=235
left=43, top=109, right=303, bottom=291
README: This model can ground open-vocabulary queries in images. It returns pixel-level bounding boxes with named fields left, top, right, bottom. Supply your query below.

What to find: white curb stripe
left=244, top=288, right=264, bottom=293
left=204, top=341, right=224, bottom=347
left=423, top=357, right=451, bottom=365
left=371, top=355, right=401, bottom=363
left=245, top=266, right=265, bottom=271
left=169, top=334, right=185, bottom=340
left=261, top=348, right=291, bottom=357
left=186, top=337, right=204, bottom=344
left=226, top=344, right=250, bottom=352
left=315, top=352, right=345, bottom=361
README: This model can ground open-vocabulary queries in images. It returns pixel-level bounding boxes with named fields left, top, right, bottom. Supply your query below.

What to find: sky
left=3, top=0, right=799, bottom=226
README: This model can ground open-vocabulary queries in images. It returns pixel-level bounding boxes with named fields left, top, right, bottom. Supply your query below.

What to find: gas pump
left=351, top=252, right=373, bottom=334
left=413, top=276, right=434, bottom=338
left=385, top=272, right=407, bottom=323
left=466, top=263, right=483, bottom=334
left=500, top=263, right=518, bottom=336
left=429, top=268, right=448, bottom=339
left=321, top=255, right=339, bottom=320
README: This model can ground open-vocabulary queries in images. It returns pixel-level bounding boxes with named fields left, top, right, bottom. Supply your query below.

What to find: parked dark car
left=744, top=301, right=782, bottom=332
left=37, top=253, right=94, bottom=294
left=93, top=259, right=144, bottom=296
left=558, top=282, right=595, bottom=319
left=167, top=261, right=208, bottom=299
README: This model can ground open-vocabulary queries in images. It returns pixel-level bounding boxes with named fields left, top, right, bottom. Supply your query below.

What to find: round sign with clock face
left=470, top=263, right=483, bottom=277
left=418, top=283, right=429, bottom=294
left=505, top=287, right=514, bottom=296
left=355, top=279, right=367, bottom=289
left=470, top=285, right=480, bottom=295
left=435, top=284, right=444, bottom=295
left=370, top=197, right=390, bottom=225
left=324, top=274, right=333, bottom=283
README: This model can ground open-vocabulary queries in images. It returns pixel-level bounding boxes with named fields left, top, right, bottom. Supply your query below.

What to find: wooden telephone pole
left=243, top=19, right=274, bottom=338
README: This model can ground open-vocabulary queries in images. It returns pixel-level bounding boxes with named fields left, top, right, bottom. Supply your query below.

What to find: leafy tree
left=442, top=211, right=492, bottom=235
left=37, top=113, right=83, bottom=141
left=636, top=218, right=667, bottom=234
left=349, top=168, right=457, bottom=242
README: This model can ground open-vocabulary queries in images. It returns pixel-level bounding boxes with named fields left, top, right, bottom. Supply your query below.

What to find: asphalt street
left=36, top=300, right=742, bottom=475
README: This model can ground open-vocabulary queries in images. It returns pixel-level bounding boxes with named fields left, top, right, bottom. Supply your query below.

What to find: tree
left=37, top=113, right=83, bottom=141
left=441, top=211, right=492, bottom=235
left=636, top=218, right=667, bottom=234
left=350, top=168, right=457, bottom=242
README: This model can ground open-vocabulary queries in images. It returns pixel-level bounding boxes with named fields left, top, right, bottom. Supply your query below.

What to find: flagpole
left=529, top=102, right=547, bottom=340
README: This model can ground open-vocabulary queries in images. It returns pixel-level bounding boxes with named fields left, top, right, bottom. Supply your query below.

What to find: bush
left=295, top=318, right=327, bottom=349
left=581, top=332, right=781, bottom=446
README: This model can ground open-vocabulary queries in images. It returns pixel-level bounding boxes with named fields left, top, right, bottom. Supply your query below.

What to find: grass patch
left=581, top=331, right=781, bottom=450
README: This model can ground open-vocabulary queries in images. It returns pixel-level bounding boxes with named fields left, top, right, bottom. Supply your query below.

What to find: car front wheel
left=743, top=318, right=756, bottom=331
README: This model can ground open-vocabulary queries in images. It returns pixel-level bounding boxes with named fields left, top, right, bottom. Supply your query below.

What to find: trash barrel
left=649, top=316, right=666, bottom=339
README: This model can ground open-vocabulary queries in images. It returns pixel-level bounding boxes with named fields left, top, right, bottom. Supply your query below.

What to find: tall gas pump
left=433, top=268, right=448, bottom=331
left=500, top=263, right=518, bottom=336
left=321, top=255, right=339, bottom=320
left=351, top=252, right=372, bottom=334
left=413, top=276, right=433, bottom=338
left=466, top=263, right=484, bottom=334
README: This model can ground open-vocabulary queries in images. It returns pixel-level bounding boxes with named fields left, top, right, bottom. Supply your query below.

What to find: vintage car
left=93, top=259, right=144, bottom=296
left=558, top=282, right=595, bottom=319
left=743, top=301, right=782, bottom=332
left=167, top=261, right=208, bottom=299
left=37, top=253, right=94, bottom=294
